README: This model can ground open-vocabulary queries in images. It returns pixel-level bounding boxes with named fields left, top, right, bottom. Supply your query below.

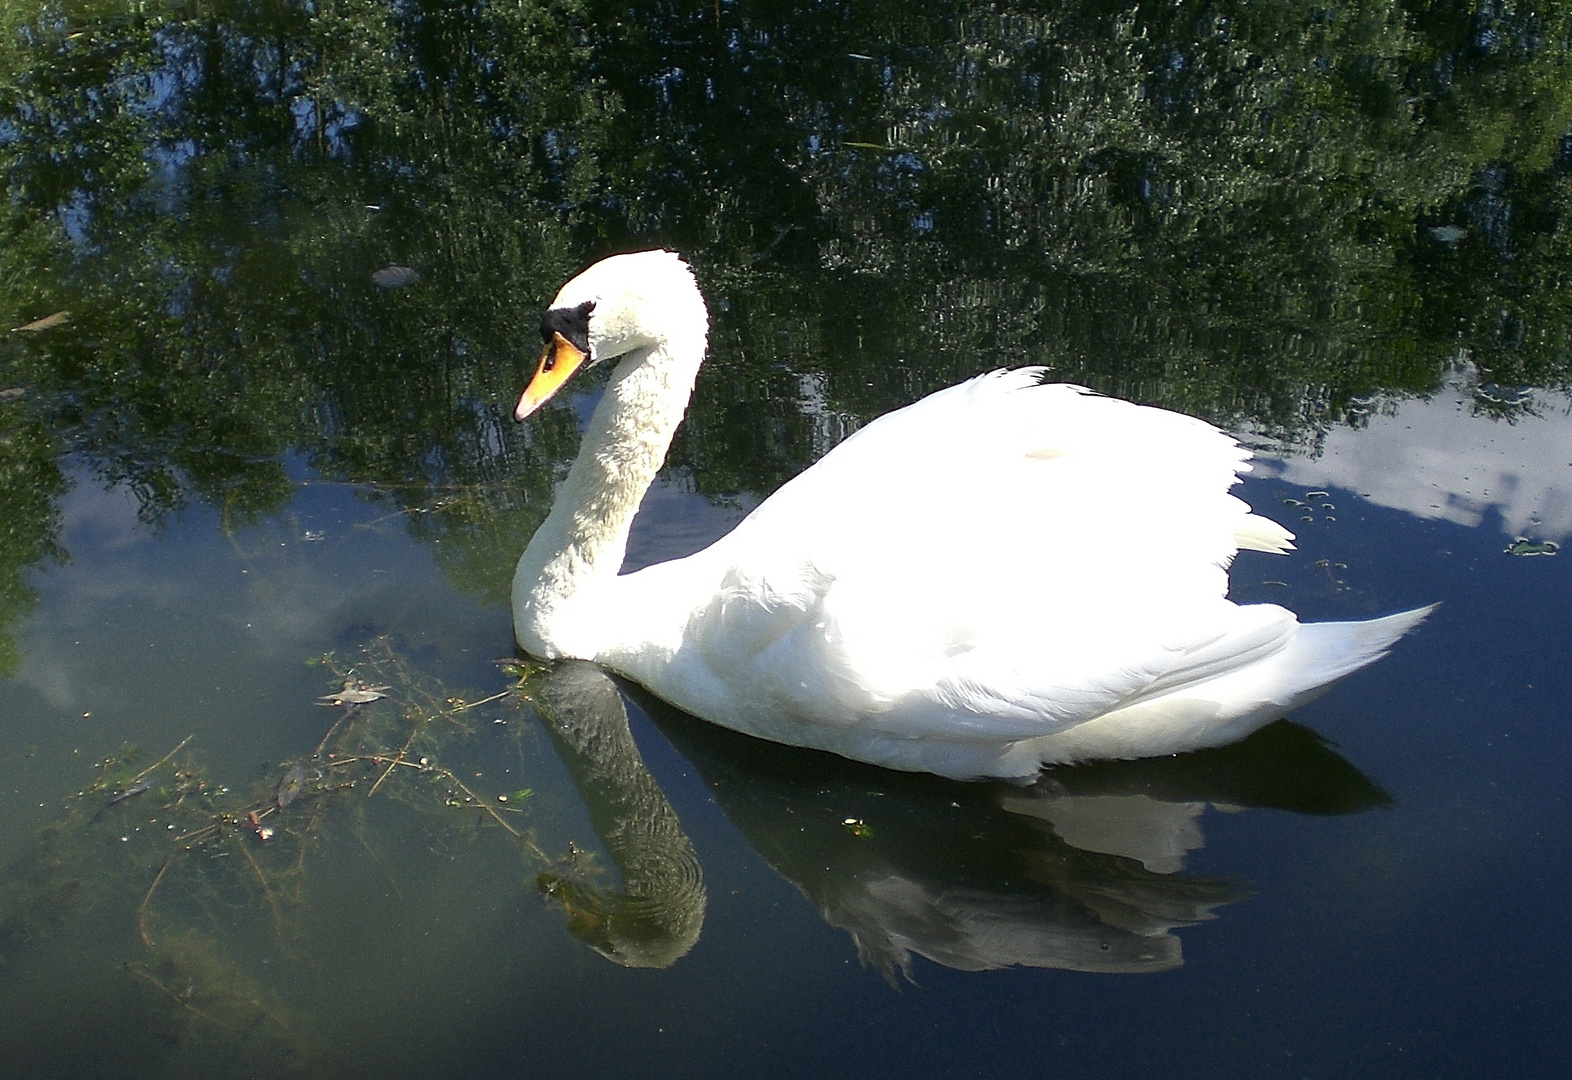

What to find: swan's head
left=515, top=249, right=708, bottom=421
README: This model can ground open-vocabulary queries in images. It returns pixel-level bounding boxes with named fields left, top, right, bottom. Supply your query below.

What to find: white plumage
left=512, top=250, right=1430, bottom=780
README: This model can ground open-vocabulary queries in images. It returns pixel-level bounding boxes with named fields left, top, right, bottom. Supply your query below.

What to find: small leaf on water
left=316, top=676, right=392, bottom=706
left=13, top=310, right=69, bottom=332
left=334, top=688, right=387, bottom=704
left=509, top=788, right=534, bottom=802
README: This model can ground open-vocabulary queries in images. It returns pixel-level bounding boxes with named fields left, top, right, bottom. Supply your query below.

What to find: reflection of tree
left=0, top=0, right=1569, bottom=659
left=603, top=0, right=1571, bottom=451
left=0, top=405, right=65, bottom=675
left=0, top=0, right=605, bottom=637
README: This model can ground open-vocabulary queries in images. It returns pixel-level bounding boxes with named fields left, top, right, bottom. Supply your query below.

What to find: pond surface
left=2, top=3, right=1570, bottom=1078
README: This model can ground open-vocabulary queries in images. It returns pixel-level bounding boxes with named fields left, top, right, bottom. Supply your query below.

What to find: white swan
left=511, top=250, right=1430, bottom=780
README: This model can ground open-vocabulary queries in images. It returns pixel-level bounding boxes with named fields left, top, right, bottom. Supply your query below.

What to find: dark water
left=2, top=3, right=1570, bottom=1077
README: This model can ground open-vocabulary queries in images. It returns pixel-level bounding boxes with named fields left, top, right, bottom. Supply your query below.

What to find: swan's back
left=589, top=370, right=1425, bottom=779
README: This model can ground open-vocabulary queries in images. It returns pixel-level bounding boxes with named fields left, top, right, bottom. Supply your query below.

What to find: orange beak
left=515, top=332, right=588, bottom=421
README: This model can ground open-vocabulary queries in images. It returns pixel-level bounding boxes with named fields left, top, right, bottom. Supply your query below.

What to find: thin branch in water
left=173, top=822, right=222, bottom=846
left=233, top=834, right=289, bottom=953
left=124, top=963, right=233, bottom=1031
left=450, top=689, right=510, bottom=712
left=313, top=712, right=349, bottom=757
left=366, top=743, right=411, bottom=799
left=128, top=735, right=194, bottom=786
left=139, top=855, right=178, bottom=947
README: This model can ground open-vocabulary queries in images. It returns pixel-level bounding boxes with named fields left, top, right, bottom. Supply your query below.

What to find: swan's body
left=512, top=250, right=1430, bottom=780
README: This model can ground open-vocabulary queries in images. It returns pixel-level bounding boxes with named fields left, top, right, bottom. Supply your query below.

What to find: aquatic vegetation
left=1505, top=538, right=1559, bottom=556
left=0, top=636, right=557, bottom=1069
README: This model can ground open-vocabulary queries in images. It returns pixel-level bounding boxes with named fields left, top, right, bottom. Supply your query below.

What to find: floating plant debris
left=12, top=310, right=69, bottom=332
left=316, top=676, right=391, bottom=706
left=0, top=636, right=553, bottom=1071
left=107, top=779, right=153, bottom=805
left=275, top=762, right=324, bottom=809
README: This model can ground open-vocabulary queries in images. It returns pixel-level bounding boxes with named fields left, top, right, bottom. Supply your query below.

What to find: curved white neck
left=512, top=334, right=705, bottom=658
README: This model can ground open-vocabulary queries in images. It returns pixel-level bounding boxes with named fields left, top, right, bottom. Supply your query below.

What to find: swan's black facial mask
left=516, top=300, right=596, bottom=421
left=541, top=301, right=594, bottom=358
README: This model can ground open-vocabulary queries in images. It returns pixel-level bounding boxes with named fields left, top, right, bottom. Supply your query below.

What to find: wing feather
left=605, top=370, right=1395, bottom=778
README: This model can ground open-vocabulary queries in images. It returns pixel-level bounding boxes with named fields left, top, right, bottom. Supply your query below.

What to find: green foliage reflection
left=0, top=0, right=1568, bottom=662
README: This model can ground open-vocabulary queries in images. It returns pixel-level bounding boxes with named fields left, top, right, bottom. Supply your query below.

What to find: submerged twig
left=172, top=822, right=222, bottom=846
left=312, top=712, right=348, bottom=757
left=124, top=963, right=233, bottom=1030
left=127, top=734, right=194, bottom=786
left=323, top=753, right=546, bottom=858
left=451, top=689, right=510, bottom=712
left=139, top=855, right=178, bottom=947
left=366, top=712, right=425, bottom=798
left=233, top=834, right=289, bottom=951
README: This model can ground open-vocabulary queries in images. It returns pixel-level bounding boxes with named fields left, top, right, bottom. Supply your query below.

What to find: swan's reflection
left=528, top=661, right=705, bottom=968
left=528, top=664, right=1386, bottom=976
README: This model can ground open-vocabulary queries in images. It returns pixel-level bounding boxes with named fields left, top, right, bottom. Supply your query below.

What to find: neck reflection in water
left=526, top=664, right=1386, bottom=979
left=529, top=661, right=706, bottom=970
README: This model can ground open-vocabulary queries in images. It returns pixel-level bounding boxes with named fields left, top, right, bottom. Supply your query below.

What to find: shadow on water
left=533, top=665, right=1388, bottom=981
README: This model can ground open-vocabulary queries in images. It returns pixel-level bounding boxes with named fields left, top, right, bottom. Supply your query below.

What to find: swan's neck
left=513, top=337, right=703, bottom=658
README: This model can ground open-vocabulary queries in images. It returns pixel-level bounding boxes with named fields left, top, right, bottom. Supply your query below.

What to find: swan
left=511, top=249, right=1431, bottom=780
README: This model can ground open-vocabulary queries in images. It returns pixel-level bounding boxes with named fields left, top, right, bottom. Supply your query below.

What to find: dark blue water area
left=2, top=452, right=1568, bottom=1080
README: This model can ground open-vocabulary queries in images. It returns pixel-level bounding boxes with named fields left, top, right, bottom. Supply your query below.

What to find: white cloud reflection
left=1257, top=372, right=1572, bottom=542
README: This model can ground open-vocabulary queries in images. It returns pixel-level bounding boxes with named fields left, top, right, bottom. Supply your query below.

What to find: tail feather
left=1012, top=604, right=1436, bottom=771
left=1235, top=513, right=1296, bottom=554
left=1279, top=604, right=1436, bottom=704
